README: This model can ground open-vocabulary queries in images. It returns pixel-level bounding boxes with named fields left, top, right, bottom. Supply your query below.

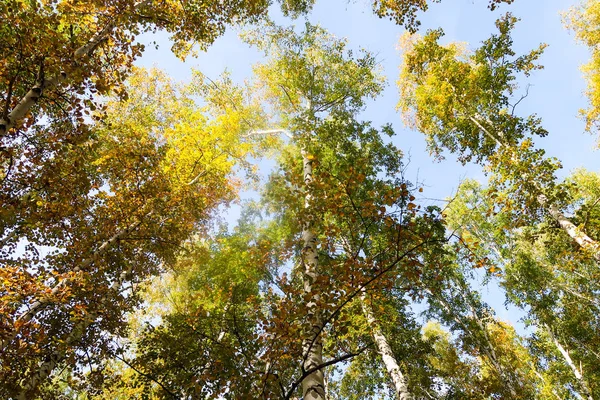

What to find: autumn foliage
left=2, top=0, right=600, bottom=399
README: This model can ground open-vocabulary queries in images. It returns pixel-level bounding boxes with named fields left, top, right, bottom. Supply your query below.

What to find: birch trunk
left=300, top=149, right=326, bottom=400
left=541, top=196, right=600, bottom=262
left=360, top=292, right=412, bottom=400
left=470, top=308, right=519, bottom=398
left=470, top=115, right=600, bottom=262
left=548, top=328, right=594, bottom=400
left=457, top=280, right=522, bottom=399
left=0, top=22, right=114, bottom=137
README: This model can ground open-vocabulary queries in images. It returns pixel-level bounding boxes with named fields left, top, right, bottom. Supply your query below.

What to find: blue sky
left=136, top=0, right=598, bottom=195
left=135, top=0, right=598, bottom=328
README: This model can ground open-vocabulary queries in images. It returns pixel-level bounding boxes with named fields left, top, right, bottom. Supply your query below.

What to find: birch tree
left=96, top=21, right=456, bottom=399
left=0, top=0, right=319, bottom=139
left=0, top=67, right=263, bottom=398
left=397, top=14, right=600, bottom=262
left=426, top=269, right=539, bottom=398
left=444, top=176, right=600, bottom=399
left=246, top=22, right=386, bottom=399
left=246, top=23, right=453, bottom=399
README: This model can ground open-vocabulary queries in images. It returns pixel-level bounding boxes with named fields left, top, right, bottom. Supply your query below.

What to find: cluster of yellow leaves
left=565, top=0, right=600, bottom=141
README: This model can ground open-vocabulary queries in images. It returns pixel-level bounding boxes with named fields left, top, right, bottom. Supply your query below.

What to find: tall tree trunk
left=0, top=22, right=115, bottom=137
left=532, top=368, right=562, bottom=400
left=547, top=327, right=594, bottom=400
left=428, top=285, right=520, bottom=398
left=300, top=149, right=326, bottom=400
left=541, top=196, right=600, bottom=262
left=360, top=292, right=412, bottom=400
left=456, top=279, right=522, bottom=399
left=470, top=115, right=600, bottom=262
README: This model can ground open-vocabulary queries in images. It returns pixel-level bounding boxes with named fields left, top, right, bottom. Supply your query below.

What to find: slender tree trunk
left=470, top=114, right=600, bottom=262
left=470, top=311, right=520, bottom=398
left=300, top=149, right=325, bottom=400
left=360, top=292, right=412, bottom=400
left=2, top=0, right=159, bottom=137
left=0, top=22, right=114, bottom=137
left=429, top=286, right=520, bottom=398
left=532, top=368, right=562, bottom=400
left=548, top=328, right=594, bottom=400
left=457, top=281, right=522, bottom=399
left=540, top=196, right=600, bottom=262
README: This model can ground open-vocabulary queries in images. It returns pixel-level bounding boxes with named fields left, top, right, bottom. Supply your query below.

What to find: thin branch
left=510, top=84, right=530, bottom=116
left=278, top=84, right=298, bottom=112
left=115, top=354, right=179, bottom=399
left=302, top=236, right=449, bottom=366
left=247, top=128, right=294, bottom=140
left=284, top=344, right=371, bottom=400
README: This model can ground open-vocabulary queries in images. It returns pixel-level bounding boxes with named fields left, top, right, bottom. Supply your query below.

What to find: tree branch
left=284, top=344, right=371, bottom=400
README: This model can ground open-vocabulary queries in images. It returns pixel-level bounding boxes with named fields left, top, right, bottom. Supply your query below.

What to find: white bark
left=0, top=0, right=161, bottom=137
left=532, top=368, right=562, bottom=400
left=541, top=195, right=600, bottom=262
left=469, top=115, right=600, bottom=262
left=472, top=314, right=519, bottom=398
left=360, top=292, right=412, bottom=400
left=548, top=328, right=594, bottom=400
left=300, top=149, right=325, bottom=400
left=430, top=288, right=520, bottom=398
left=0, top=22, right=114, bottom=136
left=459, top=285, right=523, bottom=398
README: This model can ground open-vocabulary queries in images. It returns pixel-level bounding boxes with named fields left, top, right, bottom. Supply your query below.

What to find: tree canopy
left=1, top=0, right=599, bottom=399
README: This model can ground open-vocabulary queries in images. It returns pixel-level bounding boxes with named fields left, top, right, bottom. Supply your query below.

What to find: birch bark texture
left=548, top=328, right=594, bottom=400
left=245, top=22, right=384, bottom=398
left=0, top=22, right=114, bottom=137
left=301, top=149, right=326, bottom=400
left=361, top=292, right=413, bottom=400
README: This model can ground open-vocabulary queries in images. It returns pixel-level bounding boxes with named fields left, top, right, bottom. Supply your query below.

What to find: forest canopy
left=1, top=0, right=599, bottom=399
